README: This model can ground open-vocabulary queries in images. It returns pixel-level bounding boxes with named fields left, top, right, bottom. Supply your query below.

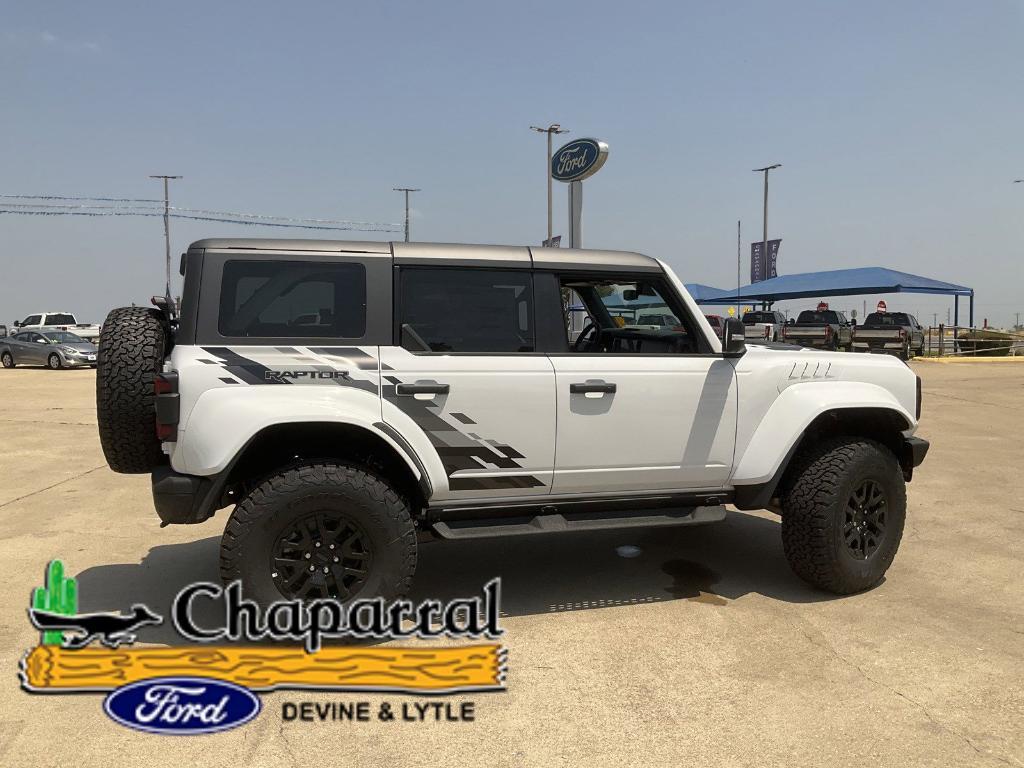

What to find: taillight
left=763, top=326, right=770, bottom=339
left=899, top=328, right=907, bottom=340
left=825, top=325, right=833, bottom=338
left=154, top=372, right=179, bottom=441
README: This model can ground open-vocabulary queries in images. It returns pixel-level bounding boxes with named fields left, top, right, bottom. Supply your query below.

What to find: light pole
left=149, top=174, right=181, bottom=300
left=752, top=164, right=781, bottom=287
left=530, top=123, right=568, bottom=244
left=393, top=187, right=420, bottom=242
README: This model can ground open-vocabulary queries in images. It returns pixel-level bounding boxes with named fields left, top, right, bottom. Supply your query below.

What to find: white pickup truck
left=14, top=312, right=101, bottom=342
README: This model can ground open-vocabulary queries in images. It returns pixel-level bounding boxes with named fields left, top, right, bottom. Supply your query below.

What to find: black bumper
left=151, top=466, right=221, bottom=525
left=900, top=436, right=930, bottom=480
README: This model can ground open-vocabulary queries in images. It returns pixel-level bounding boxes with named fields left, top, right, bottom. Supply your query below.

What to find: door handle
left=396, top=382, right=450, bottom=396
left=570, top=381, right=616, bottom=395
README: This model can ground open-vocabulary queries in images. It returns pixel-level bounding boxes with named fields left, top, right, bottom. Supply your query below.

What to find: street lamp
left=149, top=174, right=182, bottom=301
left=530, top=123, right=568, bottom=245
left=393, top=187, right=420, bottom=242
left=752, top=164, right=781, bottom=287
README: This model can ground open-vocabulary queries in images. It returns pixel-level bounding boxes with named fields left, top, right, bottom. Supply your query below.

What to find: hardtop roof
left=188, top=238, right=662, bottom=272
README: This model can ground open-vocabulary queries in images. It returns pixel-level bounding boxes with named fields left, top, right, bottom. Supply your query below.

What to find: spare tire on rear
left=96, top=307, right=167, bottom=474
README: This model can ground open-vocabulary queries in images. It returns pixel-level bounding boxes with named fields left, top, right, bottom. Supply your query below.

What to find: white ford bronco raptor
left=96, top=239, right=928, bottom=603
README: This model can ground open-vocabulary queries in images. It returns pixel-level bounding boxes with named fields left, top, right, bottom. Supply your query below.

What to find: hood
left=61, top=342, right=97, bottom=353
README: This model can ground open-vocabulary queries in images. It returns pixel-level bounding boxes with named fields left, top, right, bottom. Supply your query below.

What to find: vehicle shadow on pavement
left=73, top=511, right=840, bottom=645
left=411, top=510, right=844, bottom=614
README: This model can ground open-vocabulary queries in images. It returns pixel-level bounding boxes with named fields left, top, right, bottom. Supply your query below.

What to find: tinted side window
left=399, top=268, right=533, bottom=353
left=45, top=313, right=75, bottom=325
left=23, top=315, right=41, bottom=326
left=218, top=260, right=366, bottom=338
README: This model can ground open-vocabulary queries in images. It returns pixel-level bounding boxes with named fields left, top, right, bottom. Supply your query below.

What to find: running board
left=430, top=505, right=727, bottom=540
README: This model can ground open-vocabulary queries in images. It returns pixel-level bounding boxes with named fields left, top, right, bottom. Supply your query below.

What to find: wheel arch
left=220, top=421, right=430, bottom=515
left=733, top=396, right=914, bottom=512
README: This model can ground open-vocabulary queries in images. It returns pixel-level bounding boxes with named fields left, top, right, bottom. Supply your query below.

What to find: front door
left=380, top=264, right=556, bottom=501
left=545, top=273, right=737, bottom=495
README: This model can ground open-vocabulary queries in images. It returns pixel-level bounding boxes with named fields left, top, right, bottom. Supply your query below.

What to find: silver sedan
left=0, top=329, right=98, bottom=369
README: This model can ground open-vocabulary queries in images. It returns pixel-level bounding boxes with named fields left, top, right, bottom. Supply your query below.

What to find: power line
left=0, top=208, right=402, bottom=231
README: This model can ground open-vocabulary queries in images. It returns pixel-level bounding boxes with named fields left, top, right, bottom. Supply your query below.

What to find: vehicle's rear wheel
left=220, top=462, right=417, bottom=607
left=47, top=353, right=63, bottom=370
left=900, top=341, right=911, bottom=360
left=95, top=307, right=167, bottom=474
left=780, top=437, right=906, bottom=594
left=1, top=351, right=13, bottom=368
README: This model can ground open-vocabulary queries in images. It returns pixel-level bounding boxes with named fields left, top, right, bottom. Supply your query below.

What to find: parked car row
left=732, top=304, right=926, bottom=360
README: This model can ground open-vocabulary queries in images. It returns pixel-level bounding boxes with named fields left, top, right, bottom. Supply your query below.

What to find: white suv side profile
left=95, top=239, right=928, bottom=604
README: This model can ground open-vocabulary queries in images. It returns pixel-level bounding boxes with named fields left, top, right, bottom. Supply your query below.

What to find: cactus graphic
left=31, top=560, right=78, bottom=645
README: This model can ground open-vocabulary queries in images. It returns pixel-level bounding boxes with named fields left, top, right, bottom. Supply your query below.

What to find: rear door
left=539, top=270, right=737, bottom=494
left=380, top=247, right=556, bottom=501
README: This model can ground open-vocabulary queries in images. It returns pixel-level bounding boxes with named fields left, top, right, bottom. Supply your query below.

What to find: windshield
left=797, top=310, right=840, bottom=324
left=42, top=331, right=86, bottom=343
left=45, top=313, right=76, bottom=325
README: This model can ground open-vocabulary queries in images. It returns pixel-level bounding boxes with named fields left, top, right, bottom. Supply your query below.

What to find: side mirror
left=13, top=321, right=21, bottom=328
left=722, top=318, right=746, bottom=357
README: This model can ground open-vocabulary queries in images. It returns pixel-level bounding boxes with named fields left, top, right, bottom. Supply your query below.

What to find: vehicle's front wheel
left=220, top=462, right=417, bottom=606
left=1, top=351, right=13, bottom=368
left=47, top=353, right=63, bottom=370
left=780, top=437, right=906, bottom=594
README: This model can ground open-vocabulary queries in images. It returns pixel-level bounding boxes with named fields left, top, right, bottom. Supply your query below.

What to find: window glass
left=23, top=315, right=41, bottom=326
left=797, top=310, right=840, bottom=324
left=399, top=268, right=534, bottom=353
left=218, top=260, right=366, bottom=338
left=42, top=331, right=85, bottom=343
left=45, top=313, right=75, bottom=325
left=561, top=276, right=703, bottom=354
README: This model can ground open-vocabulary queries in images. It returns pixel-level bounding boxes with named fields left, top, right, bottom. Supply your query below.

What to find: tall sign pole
left=752, top=164, right=780, bottom=296
left=530, top=124, right=568, bottom=245
left=393, top=187, right=420, bottom=242
left=149, top=174, right=181, bottom=301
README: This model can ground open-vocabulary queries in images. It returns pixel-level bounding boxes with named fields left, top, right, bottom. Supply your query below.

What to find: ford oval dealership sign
left=551, top=138, right=609, bottom=182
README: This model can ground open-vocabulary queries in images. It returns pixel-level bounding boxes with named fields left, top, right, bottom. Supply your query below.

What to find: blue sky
left=1, top=1, right=1022, bottom=326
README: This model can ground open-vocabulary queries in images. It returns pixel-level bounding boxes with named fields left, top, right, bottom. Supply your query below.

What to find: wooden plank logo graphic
left=22, top=644, right=506, bottom=694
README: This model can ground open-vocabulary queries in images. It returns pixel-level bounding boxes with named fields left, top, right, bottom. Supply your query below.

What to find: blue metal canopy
left=694, top=267, right=972, bottom=304
left=692, top=266, right=975, bottom=326
left=684, top=283, right=732, bottom=302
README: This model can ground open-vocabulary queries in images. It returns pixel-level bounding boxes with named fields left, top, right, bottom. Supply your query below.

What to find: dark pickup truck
left=852, top=312, right=925, bottom=360
left=781, top=309, right=853, bottom=351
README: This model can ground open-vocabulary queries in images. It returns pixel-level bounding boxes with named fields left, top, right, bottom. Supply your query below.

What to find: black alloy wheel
left=270, top=510, right=373, bottom=600
left=843, top=479, right=887, bottom=560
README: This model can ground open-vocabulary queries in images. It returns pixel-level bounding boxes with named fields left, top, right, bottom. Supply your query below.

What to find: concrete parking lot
left=0, top=363, right=1021, bottom=767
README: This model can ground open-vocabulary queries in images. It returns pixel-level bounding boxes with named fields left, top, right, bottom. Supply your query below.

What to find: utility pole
left=149, top=175, right=181, bottom=300
left=752, top=164, right=781, bottom=279
left=736, top=220, right=741, bottom=318
left=530, top=123, right=568, bottom=244
left=393, top=188, right=420, bottom=242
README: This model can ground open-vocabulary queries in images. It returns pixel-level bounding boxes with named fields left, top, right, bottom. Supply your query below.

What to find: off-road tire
left=1, top=351, right=13, bottom=368
left=47, top=353, right=63, bottom=370
left=780, top=437, right=906, bottom=595
left=220, top=462, right=417, bottom=606
left=96, top=307, right=166, bottom=474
